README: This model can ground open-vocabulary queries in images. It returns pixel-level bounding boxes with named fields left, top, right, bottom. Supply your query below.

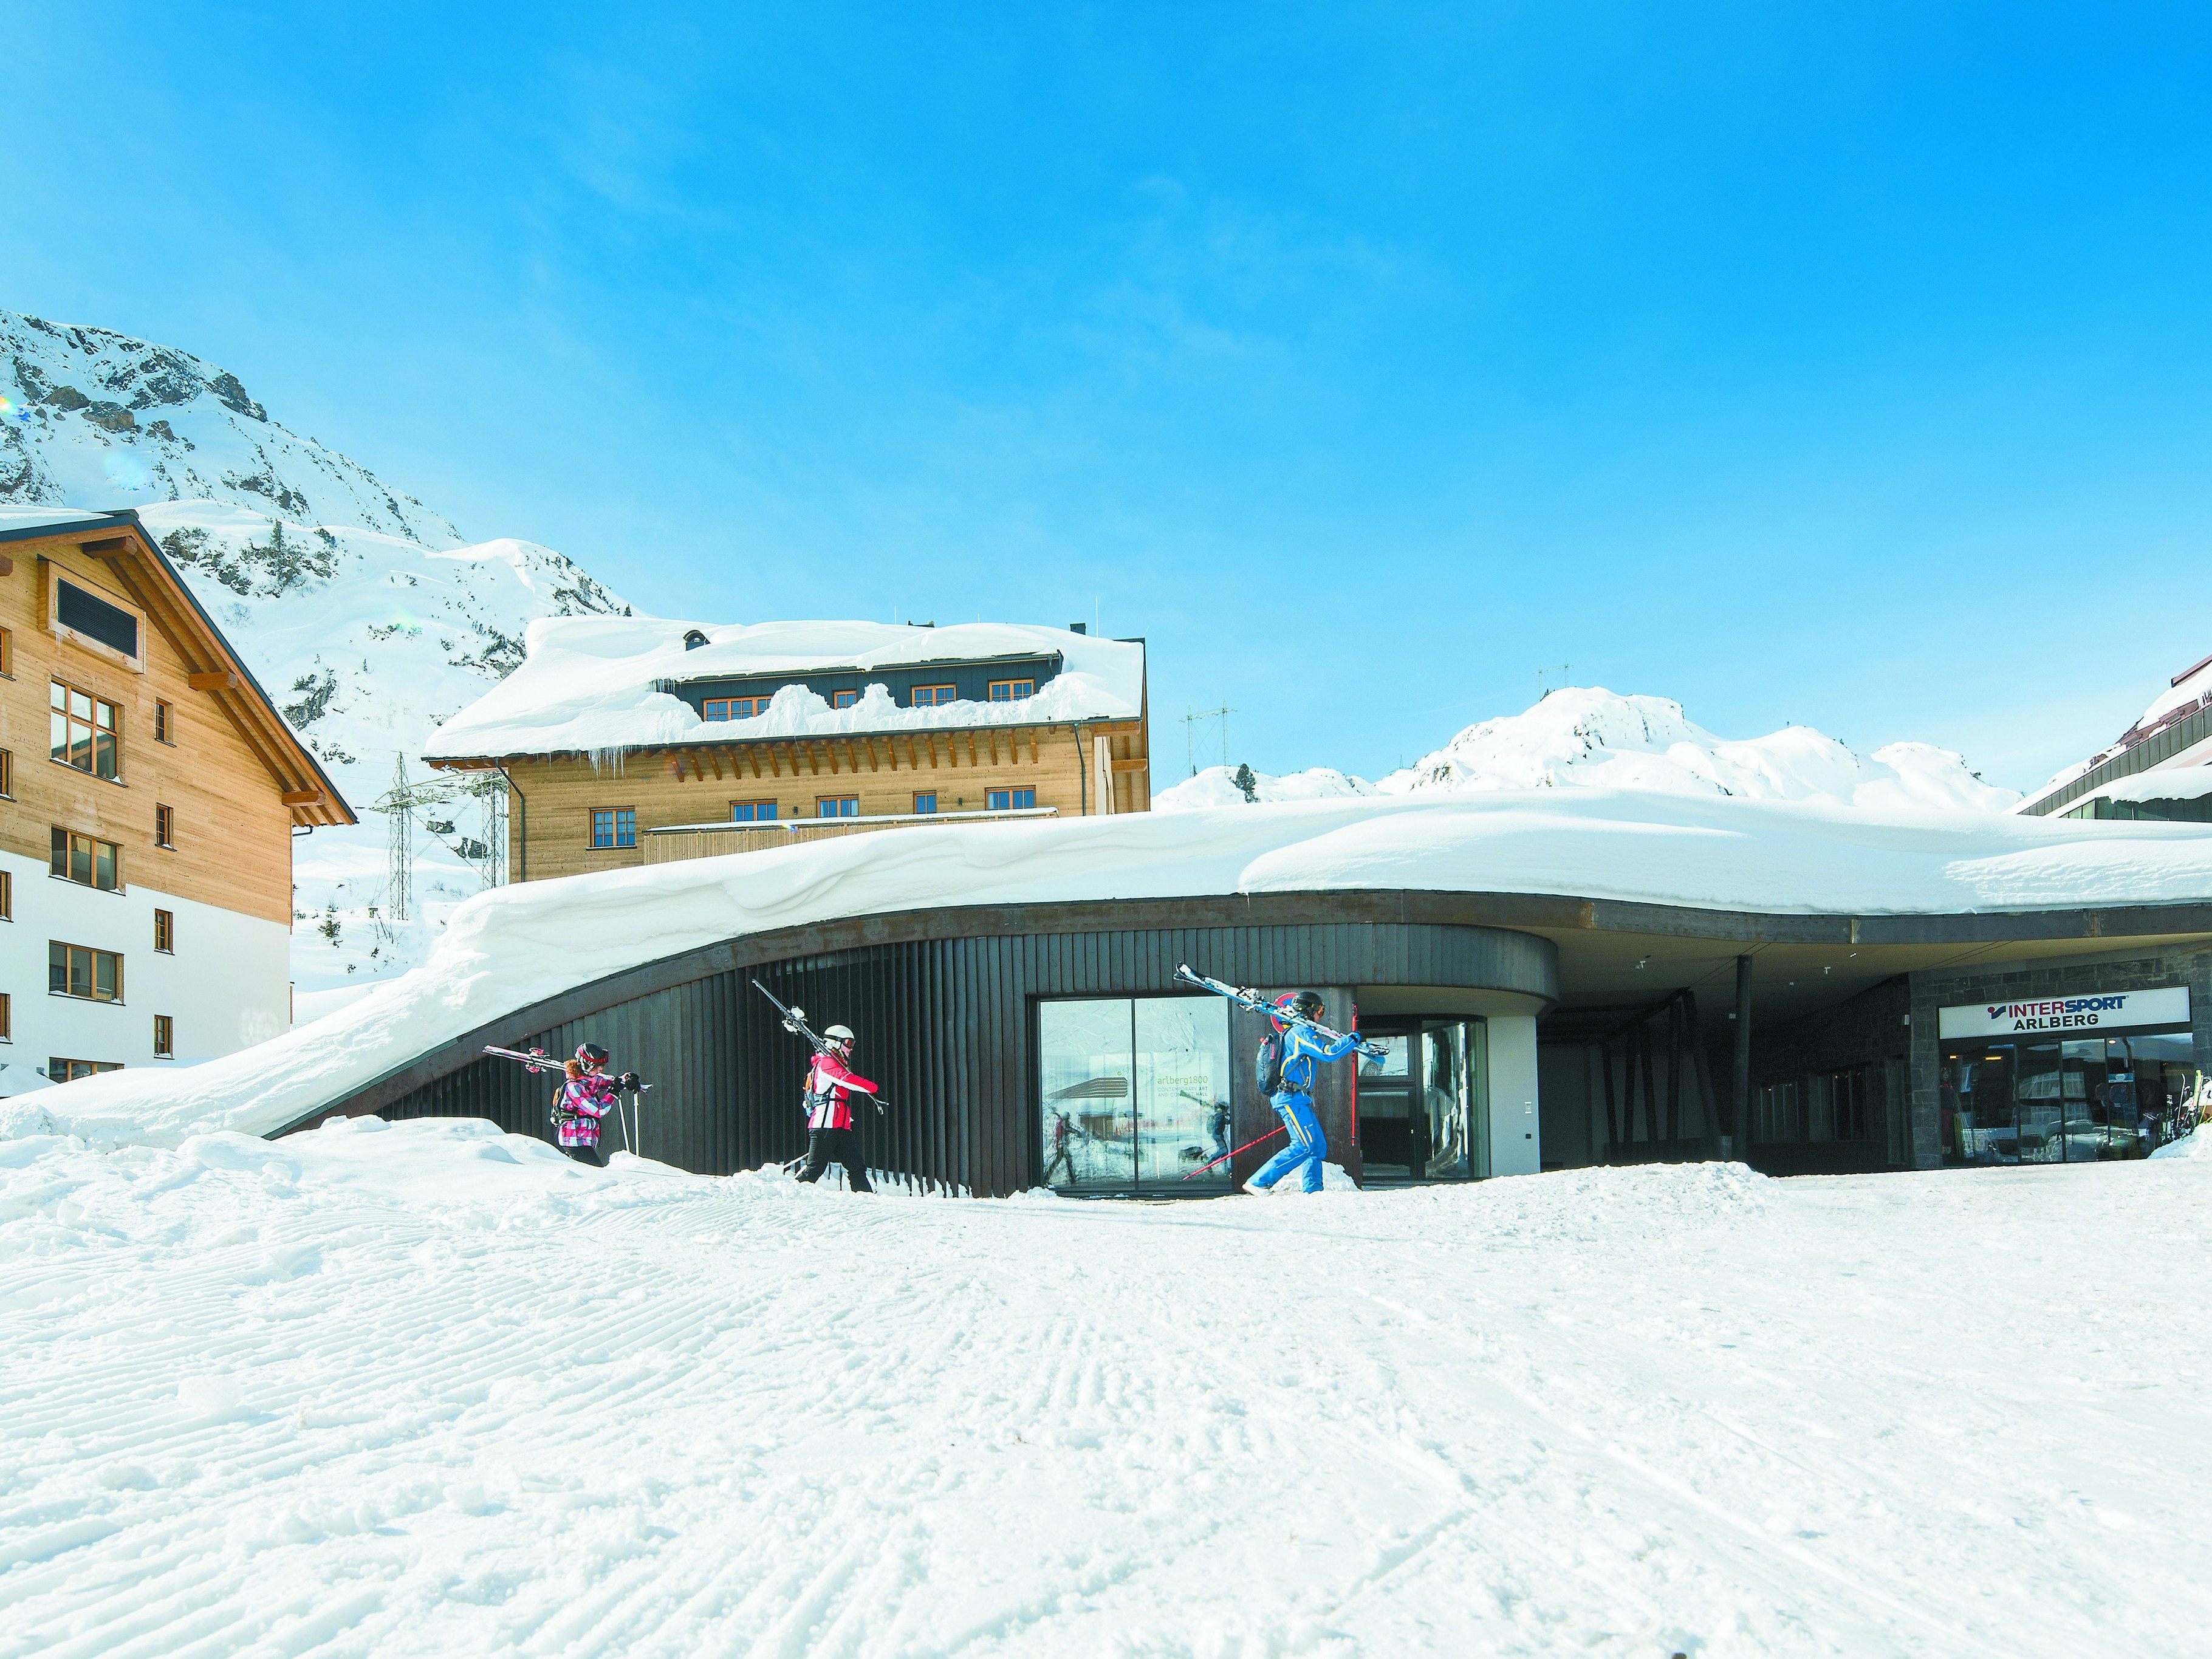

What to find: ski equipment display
left=752, top=980, right=891, bottom=1115
left=1173, top=965, right=1389, bottom=1060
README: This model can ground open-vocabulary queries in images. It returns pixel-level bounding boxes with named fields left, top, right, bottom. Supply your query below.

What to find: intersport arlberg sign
left=1937, top=985, right=2191, bottom=1041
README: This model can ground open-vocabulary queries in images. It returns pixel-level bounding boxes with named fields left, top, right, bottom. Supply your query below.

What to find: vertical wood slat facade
left=346, top=920, right=1558, bottom=1196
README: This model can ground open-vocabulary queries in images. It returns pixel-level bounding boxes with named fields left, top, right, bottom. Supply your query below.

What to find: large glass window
left=1037, top=995, right=1233, bottom=1193
left=1943, top=1031, right=2201, bottom=1163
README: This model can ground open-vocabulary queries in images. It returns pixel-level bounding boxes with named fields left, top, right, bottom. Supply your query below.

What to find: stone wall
left=1905, top=947, right=2212, bottom=1169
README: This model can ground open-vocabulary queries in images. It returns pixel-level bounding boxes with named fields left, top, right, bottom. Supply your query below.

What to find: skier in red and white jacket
left=796, top=1024, right=880, bottom=1191
left=555, top=1042, right=635, bottom=1168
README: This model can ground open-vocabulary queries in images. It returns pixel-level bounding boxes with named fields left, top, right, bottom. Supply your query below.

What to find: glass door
left=1360, top=1019, right=1488, bottom=1182
left=1036, top=996, right=1233, bottom=1194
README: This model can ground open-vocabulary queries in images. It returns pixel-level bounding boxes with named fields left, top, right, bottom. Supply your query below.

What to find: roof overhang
left=425, top=715, right=1148, bottom=774
left=0, top=511, right=357, bottom=828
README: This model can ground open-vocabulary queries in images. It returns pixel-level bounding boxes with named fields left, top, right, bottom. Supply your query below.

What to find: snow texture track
left=4, top=1117, right=2210, bottom=1657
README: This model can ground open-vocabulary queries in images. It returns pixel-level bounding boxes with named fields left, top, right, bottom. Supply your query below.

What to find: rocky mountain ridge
left=1, top=309, right=632, bottom=1002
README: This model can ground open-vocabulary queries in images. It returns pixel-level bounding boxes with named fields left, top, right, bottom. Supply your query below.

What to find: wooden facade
left=456, top=719, right=1149, bottom=884
left=0, top=515, right=352, bottom=924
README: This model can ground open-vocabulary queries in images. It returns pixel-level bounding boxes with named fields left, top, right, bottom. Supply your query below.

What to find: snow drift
left=36, top=788, right=2212, bottom=1146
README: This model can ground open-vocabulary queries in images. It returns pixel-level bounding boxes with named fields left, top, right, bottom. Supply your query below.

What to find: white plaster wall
left=1486, top=1013, right=1542, bottom=1177
left=0, top=847, right=290, bottom=1077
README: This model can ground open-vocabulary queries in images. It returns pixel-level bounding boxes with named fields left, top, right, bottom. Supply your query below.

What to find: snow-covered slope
left=41, top=789, right=2212, bottom=1146
left=2, top=1115, right=2207, bottom=1655
left=1156, top=763, right=1376, bottom=810
left=1160, top=688, right=2018, bottom=815
left=0, top=311, right=631, bottom=994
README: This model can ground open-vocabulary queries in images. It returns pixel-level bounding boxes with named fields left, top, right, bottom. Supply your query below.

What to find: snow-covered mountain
left=1156, top=687, right=2020, bottom=815
left=1, top=310, right=631, bottom=1001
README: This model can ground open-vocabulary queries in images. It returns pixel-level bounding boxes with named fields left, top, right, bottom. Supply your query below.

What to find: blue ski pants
left=1251, top=1094, right=1327, bottom=1192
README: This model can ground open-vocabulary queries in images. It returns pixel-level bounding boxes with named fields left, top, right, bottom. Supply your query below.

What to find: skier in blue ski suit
left=1248, top=992, right=1362, bottom=1194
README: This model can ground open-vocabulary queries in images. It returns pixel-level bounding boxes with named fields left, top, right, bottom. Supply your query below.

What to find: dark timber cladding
left=300, top=915, right=1560, bottom=1197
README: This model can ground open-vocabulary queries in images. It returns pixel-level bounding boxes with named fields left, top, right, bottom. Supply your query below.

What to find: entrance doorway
left=1357, top=1019, right=1490, bottom=1183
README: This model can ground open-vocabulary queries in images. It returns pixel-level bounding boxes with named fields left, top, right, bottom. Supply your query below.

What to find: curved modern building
left=154, top=792, right=2211, bottom=1197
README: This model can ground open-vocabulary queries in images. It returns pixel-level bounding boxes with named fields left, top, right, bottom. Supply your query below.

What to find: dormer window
left=683, top=629, right=710, bottom=650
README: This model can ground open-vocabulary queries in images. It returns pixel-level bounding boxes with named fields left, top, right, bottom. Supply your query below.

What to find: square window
left=731, top=801, right=778, bottom=823
left=154, top=1014, right=173, bottom=1058
left=817, top=796, right=859, bottom=818
left=987, top=788, right=1037, bottom=812
left=591, top=807, right=638, bottom=849
left=911, top=685, right=957, bottom=708
left=987, top=679, right=1036, bottom=702
left=830, top=689, right=858, bottom=709
left=913, top=792, right=937, bottom=814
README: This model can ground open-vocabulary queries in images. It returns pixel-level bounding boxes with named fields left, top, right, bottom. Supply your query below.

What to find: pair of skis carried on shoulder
left=1172, top=965, right=1388, bottom=1182
left=482, top=1044, right=653, bottom=1157
left=1173, top=965, right=1389, bottom=1060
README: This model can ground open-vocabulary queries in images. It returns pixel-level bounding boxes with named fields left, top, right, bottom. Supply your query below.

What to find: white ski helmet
left=823, top=1024, right=855, bottom=1044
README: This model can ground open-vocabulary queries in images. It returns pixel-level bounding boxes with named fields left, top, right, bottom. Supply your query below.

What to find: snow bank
left=33, top=788, right=2212, bottom=1146
left=421, top=616, right=1146, bottom=760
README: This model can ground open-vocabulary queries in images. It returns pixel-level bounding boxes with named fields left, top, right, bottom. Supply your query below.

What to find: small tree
left=1233, top=762, right=1259, bottom=804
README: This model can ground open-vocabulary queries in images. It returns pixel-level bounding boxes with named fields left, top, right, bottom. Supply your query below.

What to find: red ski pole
left=1182, top=1126, right=1284, bottom=1180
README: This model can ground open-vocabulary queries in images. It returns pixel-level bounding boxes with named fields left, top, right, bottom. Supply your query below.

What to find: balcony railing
left=640, top=805, right=1058, bottom=864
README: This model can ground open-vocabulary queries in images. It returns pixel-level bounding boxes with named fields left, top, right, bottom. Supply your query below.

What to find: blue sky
left=9, top=3, right=2212, bottom=789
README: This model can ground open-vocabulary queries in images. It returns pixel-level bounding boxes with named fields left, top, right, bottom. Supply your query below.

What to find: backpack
left=1256, top=1033, right=1286, bottom=1095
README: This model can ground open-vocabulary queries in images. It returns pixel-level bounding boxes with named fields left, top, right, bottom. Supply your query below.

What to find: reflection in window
left=1037, top=996, right=1232, bottom=1193
left=1942, top=1032, right=2202, bottom=1164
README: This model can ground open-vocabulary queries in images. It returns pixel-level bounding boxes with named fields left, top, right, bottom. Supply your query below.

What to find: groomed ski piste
left=7, top=792, right=2212, bottom=1655
left=2, top=1111, right=2207, bottom=1656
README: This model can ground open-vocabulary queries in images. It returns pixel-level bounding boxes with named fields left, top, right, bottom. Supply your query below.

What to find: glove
left=618, top=1071, right=642, bottom=1092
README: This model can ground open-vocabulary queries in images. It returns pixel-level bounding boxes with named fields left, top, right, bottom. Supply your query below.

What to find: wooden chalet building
left=0, top=508, right=353, bottom=1084
left=422, top=618, right=1150, bottom=881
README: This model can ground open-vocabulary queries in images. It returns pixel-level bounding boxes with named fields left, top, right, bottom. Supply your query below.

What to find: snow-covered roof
left=423, top=617, right=1146, bottom=761
left=2064, top=765, right=2212, bottom=811
left=40, top=788, right=2212, bottom=1145
left=0, top=504, right=123, bottom=536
